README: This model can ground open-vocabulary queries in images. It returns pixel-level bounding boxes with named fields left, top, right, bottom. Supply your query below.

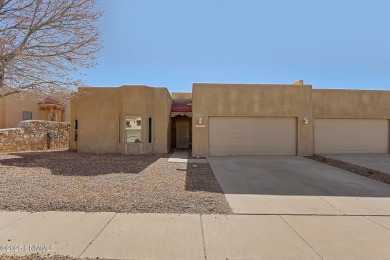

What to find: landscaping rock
left=0, top=151, right=232, bottom=215
left=306, top=154, right=390, bottom=185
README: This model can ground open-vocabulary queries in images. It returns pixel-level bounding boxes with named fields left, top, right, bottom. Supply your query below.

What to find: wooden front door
left=176, top=121, right=189, bottom=148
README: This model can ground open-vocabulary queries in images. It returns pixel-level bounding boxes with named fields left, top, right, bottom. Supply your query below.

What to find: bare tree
left=0, top=0, right=102, bottom=100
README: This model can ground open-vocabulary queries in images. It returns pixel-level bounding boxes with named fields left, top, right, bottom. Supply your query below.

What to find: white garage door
left=209, top=117, right=297, bottom=156
left=315, top=119, right=389, bottom=153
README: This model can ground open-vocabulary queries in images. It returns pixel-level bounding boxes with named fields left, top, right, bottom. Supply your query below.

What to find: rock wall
left=0, top=120, right=70, bottom=153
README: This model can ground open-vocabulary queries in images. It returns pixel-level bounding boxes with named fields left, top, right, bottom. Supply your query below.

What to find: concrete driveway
left=321, top=153, right=390, bottom=174
left=207, top=156, right=390, bottom=215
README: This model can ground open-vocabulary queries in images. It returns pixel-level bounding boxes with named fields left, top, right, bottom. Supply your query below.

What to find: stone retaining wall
left=0, top=120, right=70, bottom=153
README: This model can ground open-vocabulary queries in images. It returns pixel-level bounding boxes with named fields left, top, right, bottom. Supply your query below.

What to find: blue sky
left=83, top=0, right=390, bottom=92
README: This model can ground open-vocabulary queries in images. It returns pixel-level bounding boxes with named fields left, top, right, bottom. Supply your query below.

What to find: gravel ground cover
left=0, top=151, right=232, bottom=214
left=306, top=154, right=390, bottom=185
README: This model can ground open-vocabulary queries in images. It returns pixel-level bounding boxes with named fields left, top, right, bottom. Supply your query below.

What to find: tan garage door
left=209, top=117, right=297, bottom=156
left=315, top=119, right=389, bottom=153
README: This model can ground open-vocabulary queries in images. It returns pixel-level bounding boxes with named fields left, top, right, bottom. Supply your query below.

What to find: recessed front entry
left=176, top=121, right=190, bottom=148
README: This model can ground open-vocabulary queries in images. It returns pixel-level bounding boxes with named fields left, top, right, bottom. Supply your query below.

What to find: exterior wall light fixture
left=198, top=117, right=203, bottom=124
left=303, top=117, right=309, bottom=124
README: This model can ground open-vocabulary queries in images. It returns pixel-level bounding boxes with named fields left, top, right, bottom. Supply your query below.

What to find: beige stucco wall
left=312, top=89, right=390, bottom=154
left=78, top=87, right=119, bottom=153
left=70, top=83, right=390, bottom=156
left=0, top=91, right=70, bottom=129
left=72, top=85, right=172, bottom=154
left=192, top=83, right=314, bottom=157
left=171, top=92, right=192, bottom=100
left=69, top=93, right=78, bottom=151
left=0, top=98, right=5, bottom=129
left=0, top=92, right=46, bottom=128
left=63, top=101, right=71, bottom=122
left=313, top=89, right=390, bottom=119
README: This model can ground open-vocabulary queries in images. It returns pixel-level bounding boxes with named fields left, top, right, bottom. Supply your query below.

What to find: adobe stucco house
left=70, top=81, right=390, bottom=156
left=0, top=89, right=70, bottom=129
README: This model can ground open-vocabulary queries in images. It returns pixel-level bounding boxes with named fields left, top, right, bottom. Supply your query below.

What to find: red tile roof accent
left=171, top=100, right=192, bottom=112
left=38, top=97, right=64, bottom=106
left=38, top=97, right=66, bottom=110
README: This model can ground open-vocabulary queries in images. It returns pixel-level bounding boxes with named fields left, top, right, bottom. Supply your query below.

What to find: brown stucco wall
left=192, top=83, right=314, bottom=157
left=313, top=89, right=390, bottom=119
left=72, top=85, right=172, bottom=154
left=0, top=120, right=69, bottom=153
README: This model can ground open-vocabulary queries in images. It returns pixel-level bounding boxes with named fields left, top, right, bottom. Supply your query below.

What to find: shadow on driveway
left=184, top=162, right=225, bottom=193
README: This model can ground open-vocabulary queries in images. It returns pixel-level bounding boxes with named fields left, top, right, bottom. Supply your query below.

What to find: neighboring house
left=0, top=90, right=70, bottom=129
left=70, top=81, right=390, bottom=156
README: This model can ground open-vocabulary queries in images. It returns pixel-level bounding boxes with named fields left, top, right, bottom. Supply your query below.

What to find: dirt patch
left=0, top=151, right=232, bottom=214
left=306, top=154, right=390, bottom=185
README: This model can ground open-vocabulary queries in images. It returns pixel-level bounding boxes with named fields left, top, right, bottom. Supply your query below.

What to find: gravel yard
left=306, top=154, right=390, bottom=185
left=0, top=151, right=232, bottom=214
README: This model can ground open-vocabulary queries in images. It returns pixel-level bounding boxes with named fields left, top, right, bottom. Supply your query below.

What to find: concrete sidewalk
left=168, top=150, right=208, bottom=163
left=1, top=211, right=390, bottom=259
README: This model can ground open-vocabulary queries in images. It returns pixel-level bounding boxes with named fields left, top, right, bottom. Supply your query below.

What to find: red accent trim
left=171, top=100, right=192, bottom=112
left=38, top=97, right=64, bottom=106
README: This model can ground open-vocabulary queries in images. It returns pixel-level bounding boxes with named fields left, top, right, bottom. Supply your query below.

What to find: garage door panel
left=315, top=119, right=389, bottom=153
left=209, top=117, right=297, bottom=156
